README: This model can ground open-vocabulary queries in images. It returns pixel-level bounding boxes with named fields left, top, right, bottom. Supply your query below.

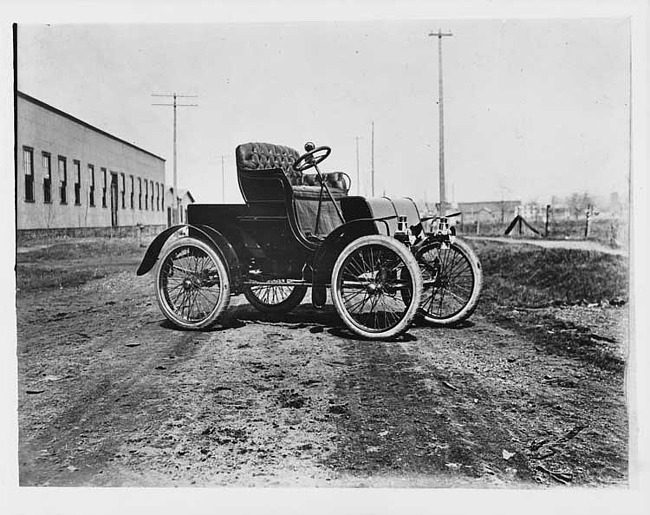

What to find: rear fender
left=193, top=225, right=244, bottom=294
left=136, top=224, right=187, bottom=276
left=136, top=224, right=243, bottom=293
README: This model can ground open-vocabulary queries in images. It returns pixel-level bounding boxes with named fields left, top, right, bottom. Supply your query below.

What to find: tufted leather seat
left=236, top=142, right=303, bottom=185
left=236, top=142, right=349, bottom=192
left=236, top=142, right=349, bottom=238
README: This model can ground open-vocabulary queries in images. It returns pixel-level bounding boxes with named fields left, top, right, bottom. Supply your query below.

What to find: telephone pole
left=355, top=136, right=361, bottom=195
left=370, top=121, right=375, bottom=197
left=152, top=93, right=198, bottom=224
left=429, top=29, right=452, bottom=215
left=221, top=155, right=225, bottom=203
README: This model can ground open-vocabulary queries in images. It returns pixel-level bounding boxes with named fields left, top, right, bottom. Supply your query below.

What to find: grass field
left=471, top=239, right=629, bottom=372
left=472, top=240, right=629, bottom=307
left=16, top=235, right=629, bottom=303
left=15, top=237, right=149, bottom=292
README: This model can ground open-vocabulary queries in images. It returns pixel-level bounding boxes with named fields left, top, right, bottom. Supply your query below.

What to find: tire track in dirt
left=98, top=302, right=348, bottom=486
left=17, top=274, right=219, bottom=486
left=323, top=336, right=535, bottom=485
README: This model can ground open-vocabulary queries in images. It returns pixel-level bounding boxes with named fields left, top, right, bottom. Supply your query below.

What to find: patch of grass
left=15, top=237, right=146, bottom=292
left=471, top=240, right=629, bottom=372
left=473, top=241, right=628, bottom=308
left=18, top=238, right=145, bottom=264
left=16, top=266, right=109, bottom=292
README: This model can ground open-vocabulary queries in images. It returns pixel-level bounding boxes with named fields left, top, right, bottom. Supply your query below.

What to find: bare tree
left=568, top=192, right=592, bottom=220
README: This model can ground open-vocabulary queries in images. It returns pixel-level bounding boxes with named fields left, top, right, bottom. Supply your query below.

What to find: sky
left=16, top=19, right=631, bottom=206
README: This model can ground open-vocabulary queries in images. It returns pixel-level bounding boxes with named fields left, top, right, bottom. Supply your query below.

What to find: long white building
left=16, top=91, right=167, bottom=235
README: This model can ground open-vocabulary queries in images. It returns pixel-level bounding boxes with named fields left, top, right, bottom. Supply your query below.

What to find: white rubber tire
left=155, top=237, right=230, bottom=330
left=416, top=237, right=482, bottom=326
left=331, top=235, right=422, bottom=340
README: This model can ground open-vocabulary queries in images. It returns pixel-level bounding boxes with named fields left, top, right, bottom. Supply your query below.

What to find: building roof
left=17, top=90, right=166, bottom=162
left=167, top=187, right=195, bottom=203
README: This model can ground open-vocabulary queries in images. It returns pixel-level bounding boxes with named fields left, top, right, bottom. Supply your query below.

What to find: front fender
left=136, top=225, right=243, bottom=293
left=311, top=218, right=381, bottom=287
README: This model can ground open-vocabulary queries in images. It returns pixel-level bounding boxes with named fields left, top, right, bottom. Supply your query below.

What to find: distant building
left=165, top=188, right=195, bottom=225
left=16, top=91, right=166, bottom=235
left=521, top=202, right=545, bottom=222
left=549, top=199, right=572, bottom=220
left=456, top=200, right=522, bottom=224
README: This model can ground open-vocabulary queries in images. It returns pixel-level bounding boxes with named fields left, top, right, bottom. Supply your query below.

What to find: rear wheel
left=331, top=235, right=422, bottom=340
left=155, top=237, right=230, bottom=330
left=415, top=238, right=482, bottom=326
left=244, top=280, right=308, bottom=313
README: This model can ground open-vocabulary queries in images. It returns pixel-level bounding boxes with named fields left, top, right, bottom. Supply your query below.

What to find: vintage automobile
left=137, top=141, right=482, bottom=340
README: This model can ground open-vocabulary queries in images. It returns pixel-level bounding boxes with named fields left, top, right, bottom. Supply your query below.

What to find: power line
left=152, top=93, right=198, bottom=224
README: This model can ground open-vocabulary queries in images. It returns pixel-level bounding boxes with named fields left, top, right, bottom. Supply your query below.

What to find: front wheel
left=415, top=238, right=482, bottom=326
left=244, top=280, right=308, bottom=313
left=155, top=237, right=231, bottom=330
left=331, top=235, right=422, bottom=340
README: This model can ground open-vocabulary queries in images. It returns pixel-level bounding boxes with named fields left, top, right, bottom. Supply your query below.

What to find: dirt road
left=16, top=257, right=628, bottom=487
left=466, top=236, right=626, bottom=256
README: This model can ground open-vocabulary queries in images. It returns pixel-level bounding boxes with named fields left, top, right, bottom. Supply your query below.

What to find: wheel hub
left=366, top=282, right=383, bottom=295
left=182, top=277, right=195, bottom=290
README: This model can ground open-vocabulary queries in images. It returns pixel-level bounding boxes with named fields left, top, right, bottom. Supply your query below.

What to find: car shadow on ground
left=158, top=318, right=247, bottom=332
left=156, top=304, right=469, bottom=342
left=158, top=303, right=420, bottom=343
left=412, top=318, right=476, bottom=330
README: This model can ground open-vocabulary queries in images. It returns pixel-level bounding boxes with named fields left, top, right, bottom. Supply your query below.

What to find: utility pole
left=355, top=136, right=361, bottom=195
left=371, top=121, right=375, bottom=197
left=221, top=155, right=225, bottom=203
left=152, top=93, right=198, bottom=224
left=429, top=29, right=453, bottom=216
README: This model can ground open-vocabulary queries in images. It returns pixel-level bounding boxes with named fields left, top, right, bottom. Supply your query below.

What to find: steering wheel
left=292, top=143, right=332, bottom=173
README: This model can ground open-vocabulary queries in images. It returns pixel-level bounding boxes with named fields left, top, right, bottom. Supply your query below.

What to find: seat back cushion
left=236, top=142, right=302, bottom=185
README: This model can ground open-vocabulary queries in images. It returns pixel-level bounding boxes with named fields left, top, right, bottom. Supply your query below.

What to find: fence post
left=584, top=205, right=592, bottom=239
left=545, top=204, right=550, bottom=238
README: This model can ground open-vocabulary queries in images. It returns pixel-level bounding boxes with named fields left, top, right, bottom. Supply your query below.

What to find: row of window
left=22, top=147, right=164, bottom=212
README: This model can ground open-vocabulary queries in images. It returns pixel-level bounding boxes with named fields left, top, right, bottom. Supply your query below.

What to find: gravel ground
left=16, top=265, right=629, bottom=488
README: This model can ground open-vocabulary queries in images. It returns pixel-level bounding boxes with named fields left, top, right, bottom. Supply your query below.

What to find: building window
left=101, top=168, right=107, bottom=208
left=155, top=183, right=160, bottom=211
left=138, top=178, right=142, bottom=210
left=73, top=160, right=81, bottom=205
left=145, top=180, right=148, bottom=210
left=121, top=173, right=126, bottom=209
left=42, top=152, right=51, bottom=203
left=88, top=164, right=95, bottom=207
left=23, top=147, right=34, bottom=202
left=58, top=156, right=67, bottom=204
left=150, top=180, right=154, bottom=211
left=130, top=175, right=134, bottom=209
